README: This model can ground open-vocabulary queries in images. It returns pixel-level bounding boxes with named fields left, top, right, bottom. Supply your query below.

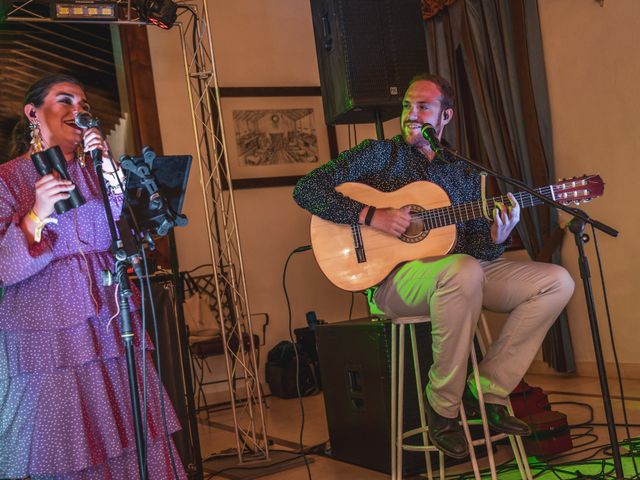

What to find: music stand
left=121, top=149, right=192, bottom=237
left=110, top=148, right=195, bottom=479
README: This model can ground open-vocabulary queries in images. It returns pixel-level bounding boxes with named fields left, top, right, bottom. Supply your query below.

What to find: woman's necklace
left=76, top=144, right=86, bottom=167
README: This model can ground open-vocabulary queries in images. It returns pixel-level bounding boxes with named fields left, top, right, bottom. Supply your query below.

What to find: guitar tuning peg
left=574, top=200, right=581, bottom=205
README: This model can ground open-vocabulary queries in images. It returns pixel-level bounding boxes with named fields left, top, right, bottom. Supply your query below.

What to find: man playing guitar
left=293, top=74, right=575, bottom=458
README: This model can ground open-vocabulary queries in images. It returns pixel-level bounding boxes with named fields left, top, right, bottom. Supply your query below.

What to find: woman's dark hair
left=9, top=74, right=84, bottom=159
left=407, top=73, right=455, bottom=110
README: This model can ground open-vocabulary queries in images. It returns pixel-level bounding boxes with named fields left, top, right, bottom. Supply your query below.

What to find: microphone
left=420, top=123, right=443, bottom=156
left=74, top=111, right=100, bottom=129
left=74, top=112, right=103, bottom=166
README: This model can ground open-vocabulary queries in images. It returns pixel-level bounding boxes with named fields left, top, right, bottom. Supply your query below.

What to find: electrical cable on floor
left=204, top=457, right=305, bottom=478
left=282, top=245, right=314, bottom=480
left=205, top=452, right=308, bottom=478
left=569, top=431, right=600, bottom=450
left=549, top=401, right=594, bottom=428
left=591, top=422, right=640, bottom=427
left=443, top=394, right=640, bottom=479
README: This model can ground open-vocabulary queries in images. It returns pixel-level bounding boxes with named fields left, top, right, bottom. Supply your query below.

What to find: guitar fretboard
left=415, top=187, right=553, bottom=229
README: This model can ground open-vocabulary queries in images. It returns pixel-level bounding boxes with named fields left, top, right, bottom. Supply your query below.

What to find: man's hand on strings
left=491, top=192, right=520, bottom=244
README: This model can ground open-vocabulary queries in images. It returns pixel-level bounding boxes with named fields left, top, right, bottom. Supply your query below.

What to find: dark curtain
left=421, top=0, right=575, bottom=373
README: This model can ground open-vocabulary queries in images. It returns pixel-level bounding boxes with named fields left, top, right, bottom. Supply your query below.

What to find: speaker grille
left=311, top=0, right=428, bottom=125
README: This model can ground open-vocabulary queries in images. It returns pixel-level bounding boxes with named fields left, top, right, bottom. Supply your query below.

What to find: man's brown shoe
left=424, top=395, right=469, bottom=459
left=462, top=386, right=531, bottom=436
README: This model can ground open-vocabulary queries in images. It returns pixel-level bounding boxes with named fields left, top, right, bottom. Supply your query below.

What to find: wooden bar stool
left=389, top=314, right=532, bottom=480
left=473, top=315, right=534, bottom=480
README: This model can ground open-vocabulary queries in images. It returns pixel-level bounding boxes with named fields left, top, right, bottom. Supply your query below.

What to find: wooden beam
left=117, top=24, right=163, bottom=155
left=116, top=23, right=169, bottom=265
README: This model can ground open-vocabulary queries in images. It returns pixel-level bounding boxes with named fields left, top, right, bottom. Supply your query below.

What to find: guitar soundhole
left=401, top=204, right=429, bottom=244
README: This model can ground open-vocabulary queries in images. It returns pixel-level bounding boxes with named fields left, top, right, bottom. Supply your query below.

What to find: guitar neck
left=419, top=186, right=552, bottom=228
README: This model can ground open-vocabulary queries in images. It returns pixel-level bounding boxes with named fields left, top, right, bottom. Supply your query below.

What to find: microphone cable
left=139, top=245, right=181, bottom=480
left=282, top=244, right=313, bottom=480
left=591, top=223, right=639, bottom=477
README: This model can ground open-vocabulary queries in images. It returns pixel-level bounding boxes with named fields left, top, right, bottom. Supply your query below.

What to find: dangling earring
left=76, top=143, right=86, bottom=167
left=29, top=119, right=45, bottom=153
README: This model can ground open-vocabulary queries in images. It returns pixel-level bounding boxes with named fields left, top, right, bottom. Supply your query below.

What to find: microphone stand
left=436, top=144, right=623, bottom=478
left=92, top=149, right=148, bottom=480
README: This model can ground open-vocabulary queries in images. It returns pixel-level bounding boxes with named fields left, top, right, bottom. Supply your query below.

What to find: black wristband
left=364, top=206, right=376, bottom=226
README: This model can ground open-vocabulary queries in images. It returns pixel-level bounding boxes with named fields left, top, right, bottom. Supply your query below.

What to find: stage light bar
left=51, top=1, right=117, bottom=20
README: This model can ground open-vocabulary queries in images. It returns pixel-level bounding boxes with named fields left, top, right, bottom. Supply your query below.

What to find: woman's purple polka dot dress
left=0, top=156, right=187, bottom=479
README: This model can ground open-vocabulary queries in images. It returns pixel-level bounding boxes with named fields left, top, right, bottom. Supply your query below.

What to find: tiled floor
left=197, top=374, right=640, bottom=479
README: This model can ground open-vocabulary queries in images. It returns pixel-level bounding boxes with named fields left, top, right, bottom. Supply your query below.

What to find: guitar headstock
left=552, top=174, right=604, bottom=205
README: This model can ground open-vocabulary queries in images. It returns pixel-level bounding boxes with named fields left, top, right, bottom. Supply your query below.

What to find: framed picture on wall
left=214, top=86, right=338, bottom=189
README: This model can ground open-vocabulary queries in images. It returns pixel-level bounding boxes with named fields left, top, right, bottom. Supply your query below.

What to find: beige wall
left=146, top=0, right=640, bottom=383
left=538, top=0, right=640, bottom=374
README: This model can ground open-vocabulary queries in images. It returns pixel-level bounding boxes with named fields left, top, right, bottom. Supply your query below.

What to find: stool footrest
left=391, top=316, right=432, bottom=325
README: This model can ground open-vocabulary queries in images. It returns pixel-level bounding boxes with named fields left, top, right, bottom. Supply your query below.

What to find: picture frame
left=214, top=86, right=338, bottom=189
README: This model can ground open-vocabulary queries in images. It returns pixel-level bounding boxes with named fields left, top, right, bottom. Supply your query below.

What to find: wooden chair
left=182, top=266, right=269, bottom=415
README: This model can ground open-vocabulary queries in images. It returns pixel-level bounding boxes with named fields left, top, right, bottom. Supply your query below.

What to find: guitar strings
left=408, top=186, right=555, bottom=230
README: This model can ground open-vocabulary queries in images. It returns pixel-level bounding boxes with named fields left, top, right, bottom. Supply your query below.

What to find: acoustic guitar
left=309, top=175, right=604, bottom=291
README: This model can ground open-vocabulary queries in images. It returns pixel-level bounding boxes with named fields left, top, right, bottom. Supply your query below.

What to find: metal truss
left=177, top=0, right=270, bottom=465
left=4, top=0, right=269, bottom=466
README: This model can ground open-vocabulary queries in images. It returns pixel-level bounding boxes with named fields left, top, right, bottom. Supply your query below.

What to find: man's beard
left=403, top=114, right=442, bottom=148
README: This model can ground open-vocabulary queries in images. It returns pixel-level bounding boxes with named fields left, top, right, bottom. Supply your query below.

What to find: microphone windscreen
left=420, top=123, right=444, bottom=156
left=74, top=112, right=99, bottom=129
left=421, top=123, right=437, bottom=138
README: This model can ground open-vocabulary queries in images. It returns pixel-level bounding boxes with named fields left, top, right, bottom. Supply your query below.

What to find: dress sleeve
left=293, top=139, right=387, bottom=225
left=0, top=176, right=55, bottom=287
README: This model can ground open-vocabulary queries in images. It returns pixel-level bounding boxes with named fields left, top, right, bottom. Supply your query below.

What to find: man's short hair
left=407, top=73, right=455, bottom=110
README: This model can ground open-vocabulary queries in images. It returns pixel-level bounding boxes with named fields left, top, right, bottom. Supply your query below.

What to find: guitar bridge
left=352, top=224, right=367, bottom=263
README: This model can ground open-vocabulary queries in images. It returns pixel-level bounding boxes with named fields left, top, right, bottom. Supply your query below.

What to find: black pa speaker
left=316, top=319, right=433, bottom=475
left=310, top=0, right=429, bottom=125
left=139, top=274, right=201, bottom=476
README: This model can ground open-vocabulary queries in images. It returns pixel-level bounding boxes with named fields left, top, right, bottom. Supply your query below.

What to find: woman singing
left=0, top=74, right=186, bottom=479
